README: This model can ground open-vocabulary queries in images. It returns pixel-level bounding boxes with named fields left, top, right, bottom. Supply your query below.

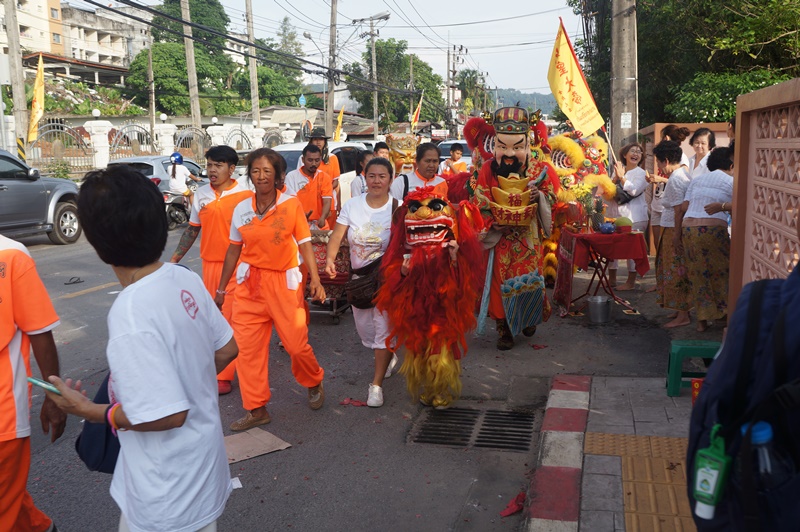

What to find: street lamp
left=303, top=32, right=326, bottom=121
left=92, top=108, right=101, bottom=120
left=352, top=12, right=391, bottom=140
left=211, top=116, right=218, bottom=125
left=160, top=113, right=167, bottom=123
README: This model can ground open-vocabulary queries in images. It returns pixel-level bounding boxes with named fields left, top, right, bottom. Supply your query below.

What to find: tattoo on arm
left=171, top=226, right=201, bottom=262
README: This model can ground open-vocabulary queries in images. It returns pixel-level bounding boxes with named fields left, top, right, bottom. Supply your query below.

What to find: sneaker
left=308, top=381, right=324, bottom=410
left=218, top=380, right=232, bottom=395
left=367, top=384, right=384, bottom=407
left=384, top=353, right=399, bottom=379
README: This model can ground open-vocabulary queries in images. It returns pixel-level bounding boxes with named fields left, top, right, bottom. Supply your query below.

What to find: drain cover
left=410, top=407, right=536, bottom=452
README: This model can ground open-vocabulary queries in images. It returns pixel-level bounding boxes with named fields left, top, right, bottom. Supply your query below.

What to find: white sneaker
left=384, top=353, right=399, bottom=379
left=367, top=384, right=384, bottom=407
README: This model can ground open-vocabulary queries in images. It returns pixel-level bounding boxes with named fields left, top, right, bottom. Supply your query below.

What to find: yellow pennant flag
left=547, top=19, right=605, bottom=135
left=28, top=53, right=45, bottom=143
left=333, top=107, right=344, bottom=141
left=410, top=91, right=423, bottom=131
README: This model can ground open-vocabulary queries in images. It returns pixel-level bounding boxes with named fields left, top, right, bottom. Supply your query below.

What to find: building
left=0, top=0, right=64, bottom=56
left=225, top=32, right=249, bottom=67
left=60, top=3, right=150, bottom=67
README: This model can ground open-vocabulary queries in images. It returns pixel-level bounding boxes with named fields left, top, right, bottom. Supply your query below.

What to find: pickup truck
left=0, top=149, right=82, bottom=244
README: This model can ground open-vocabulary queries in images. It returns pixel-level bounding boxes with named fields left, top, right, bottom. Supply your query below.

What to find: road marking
left=58, top=281, right=119, bottom=300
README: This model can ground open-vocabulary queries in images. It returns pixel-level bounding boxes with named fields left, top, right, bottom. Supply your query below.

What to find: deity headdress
left=491, top=107, right=530, bottom=134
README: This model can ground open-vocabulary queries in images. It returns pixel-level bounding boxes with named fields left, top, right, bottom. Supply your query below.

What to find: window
left=50, top=7, right=58, bottom=19
left=0, top=156, right=29, bottom=180
left=53, top=33, right=61, bottom=44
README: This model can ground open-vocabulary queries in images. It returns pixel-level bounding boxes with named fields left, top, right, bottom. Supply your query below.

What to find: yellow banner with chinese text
left=547, top=20, right=604, bottom=135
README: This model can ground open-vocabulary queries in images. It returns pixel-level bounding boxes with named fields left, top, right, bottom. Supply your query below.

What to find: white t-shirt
left=660, top=167, right=692, bottom=228
left=389, top=172, right=447, bottom=201
left=684, top=169, right=733, bottom=222
left=651, top=153, right=690, bottom=214
left=618, top=166, right=648, bottom=223
left=336, top=194, right=399, bottom=270
left=688, top=153, right=710, bottom=178
left=350, top=174, right=367, bottom=199
left=169, top=164, right=193, bottom=194
left=107, top=264, right=233, bottom=532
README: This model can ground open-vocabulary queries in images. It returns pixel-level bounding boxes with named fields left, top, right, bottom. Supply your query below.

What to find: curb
left=524, top=375, right=591, bottom=532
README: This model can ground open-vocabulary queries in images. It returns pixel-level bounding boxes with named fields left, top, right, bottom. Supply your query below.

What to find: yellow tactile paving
left=585, top=433, right=696, bottom=531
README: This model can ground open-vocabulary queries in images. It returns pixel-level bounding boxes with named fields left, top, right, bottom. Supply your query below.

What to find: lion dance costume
left=375, top=187, right=484, bottom=409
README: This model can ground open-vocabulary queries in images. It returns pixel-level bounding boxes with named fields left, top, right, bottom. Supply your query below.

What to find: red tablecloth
left=571, top=231, right=650, bottom=276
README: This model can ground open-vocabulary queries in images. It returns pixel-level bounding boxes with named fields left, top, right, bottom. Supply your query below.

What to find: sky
left=215, top=0, right=583, bottom=94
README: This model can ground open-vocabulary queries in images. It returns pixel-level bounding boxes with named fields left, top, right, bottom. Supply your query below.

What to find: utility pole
left=326, top=0, right=338, bottom=137
left=4, top=0, right=28, bottom=146
left=180, top=0, right=201, bottom=128
left=245, top=0, right=260, bottom=127
left=353, top=12, right=390, bottom=140
left=409, top=55, right=414, bottom=122
left=610, top=0, right=639, bottom=149
left=147, top=31, right=156, bottom=139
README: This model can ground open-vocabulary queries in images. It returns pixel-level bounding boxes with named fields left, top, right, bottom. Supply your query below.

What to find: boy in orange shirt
left=170, top=145, right=253, bottom=395
left=0, top=235, right=66, bottom=532
left=284, top=144, right=333, bottom=229
left=306, top=128, right=341, bottom=229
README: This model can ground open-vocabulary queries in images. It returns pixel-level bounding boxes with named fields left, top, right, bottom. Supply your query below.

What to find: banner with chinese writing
left=28, top=54, right=45, bottom=143
left=547, top=19, right=604, bottom=135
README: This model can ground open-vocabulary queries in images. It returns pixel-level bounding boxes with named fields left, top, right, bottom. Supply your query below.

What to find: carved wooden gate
left=174, top=126, right=212, bottom=165
left=27, top=121, right=94, bottom=179
left=109, top=123, right=159, bottom=160
left=729, top=78, right=800, bottom=315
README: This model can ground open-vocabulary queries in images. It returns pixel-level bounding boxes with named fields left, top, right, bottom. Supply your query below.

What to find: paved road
left=19, top=229, right=713, bottom=531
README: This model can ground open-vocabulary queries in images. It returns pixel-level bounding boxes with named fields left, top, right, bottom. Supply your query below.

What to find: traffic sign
left=299, top=94, right=307, bottom=107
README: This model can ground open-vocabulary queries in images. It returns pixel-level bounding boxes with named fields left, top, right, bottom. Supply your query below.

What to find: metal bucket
left=587, top=295, right=613, bottom=323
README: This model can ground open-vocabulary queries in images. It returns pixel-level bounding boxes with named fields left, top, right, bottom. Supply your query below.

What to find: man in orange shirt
left=170, top=145, right=253, bottom=395
left=0, top=235, right=66, bottom=532
left=285, top=144, right=333, bottom=229
left=306, top=128, right=341, bottom=229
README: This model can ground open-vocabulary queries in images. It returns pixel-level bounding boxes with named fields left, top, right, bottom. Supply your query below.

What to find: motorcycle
left=163, top=174, right=204, bottom=230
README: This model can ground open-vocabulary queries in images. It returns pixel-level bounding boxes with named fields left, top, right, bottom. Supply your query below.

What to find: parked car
left=272, top=141, right=366, bottom=204
left=108, top=155, right=208, bottom=193
left=0, top=149, right=82, bottom=244
left=437, top=139, right=474, bottom=169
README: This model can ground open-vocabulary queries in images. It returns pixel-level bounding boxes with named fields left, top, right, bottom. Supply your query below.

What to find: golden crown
left=386, top=134, right=419, bottom=152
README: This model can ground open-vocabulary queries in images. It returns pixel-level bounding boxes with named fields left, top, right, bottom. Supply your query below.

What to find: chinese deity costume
left=375, top=187, right=484, bottom=409
left=471, top=107, right=561, bottom=350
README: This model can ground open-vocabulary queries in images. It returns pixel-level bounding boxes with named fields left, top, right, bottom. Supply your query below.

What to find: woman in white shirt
left=349, top=150, right=374, bottom=200
left=688, top=128, right=715, bottom=178
left=648, top=125, right=691, bottom=249
left=326, top=157, right=399, bottom=408
left=653, top=140, right=694, bottom=329
left=680, top=147, right=734, bottom=332
left=613, top=143, right=649, bottom=290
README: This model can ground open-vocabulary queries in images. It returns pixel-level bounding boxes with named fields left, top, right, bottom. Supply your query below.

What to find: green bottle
left=693, top=424, right=732, bottom=519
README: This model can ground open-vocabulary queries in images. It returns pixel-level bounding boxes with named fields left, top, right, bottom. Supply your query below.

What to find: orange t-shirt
left=320, top=154, right=341, bottom=180
left=284, top=167, right=333, bottom=227
left=229, top=191, right=312, bottom=271
left=0, top=236, right=60, bottom=441
left=189, top=180, right=254, bottom=262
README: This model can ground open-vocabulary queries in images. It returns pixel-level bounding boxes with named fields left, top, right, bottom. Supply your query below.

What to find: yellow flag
left=333, top=107, right=344, bottom=141
left=410, top=91, right=423, bottom=131
left=28, top=54, right=45, bottom=143
left=547, top=19, right=605, bottom=135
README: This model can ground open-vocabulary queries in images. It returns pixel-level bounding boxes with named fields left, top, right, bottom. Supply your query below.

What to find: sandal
left=308, top=381, right=325, bottom=410
left=230, top=410, right=271, bottom=431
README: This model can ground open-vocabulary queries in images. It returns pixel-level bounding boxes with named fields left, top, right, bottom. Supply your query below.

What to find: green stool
left=666, top=340, right=721, bottom=397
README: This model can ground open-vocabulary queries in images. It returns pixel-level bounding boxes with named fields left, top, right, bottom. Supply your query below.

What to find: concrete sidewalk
left=525, top=376, right=696, bottom=531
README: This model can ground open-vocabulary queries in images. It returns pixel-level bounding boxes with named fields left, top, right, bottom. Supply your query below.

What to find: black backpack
left=687, top=277, right=800, bottom=531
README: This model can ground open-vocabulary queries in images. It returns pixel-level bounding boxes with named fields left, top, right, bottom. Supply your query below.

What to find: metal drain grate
left=411, top=407, right=536, bottom=452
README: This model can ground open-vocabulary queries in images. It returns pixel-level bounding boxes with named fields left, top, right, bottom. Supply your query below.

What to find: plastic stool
left=666, top=340, right=721, bottom=397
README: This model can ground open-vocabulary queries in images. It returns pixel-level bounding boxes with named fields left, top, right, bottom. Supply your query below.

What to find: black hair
left=78, top=166, right=167, bottom=267
left=246, top=148, right=287, bottom=188
left=652, top=140, right=683, bottom=165
left=619, top=142, right=644, bottom=167
left=707, top=146, right=734, bottom=172
left=356, top=150, right=373, bottom=175
left=364, top=157, right=394, bottom=179
left=374, top=141, right=390, bottom=153
left=450, top=142, right=463, bottom=154
left=302, top=144, right=322, bottom=157
left=205, top=145, right=238, bottom=166
left=690, top=127, right=716, bottom=149
left=416, top=142, right=441, bottom=162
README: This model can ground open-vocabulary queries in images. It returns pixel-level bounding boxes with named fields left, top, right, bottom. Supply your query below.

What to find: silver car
left=0, top=149, right=82, bottom=244
left=108, top=156, right=207, bottom=192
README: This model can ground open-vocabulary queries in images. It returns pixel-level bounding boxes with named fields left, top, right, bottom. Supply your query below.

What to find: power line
left=381, top=7, right=570, bottom=28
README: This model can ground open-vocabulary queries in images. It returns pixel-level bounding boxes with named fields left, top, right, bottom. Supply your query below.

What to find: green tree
left=665, top=70, right=790, bottom=122
left=151, top=0, right=234, bottom=87
left=232, top=65, right=298, bottom=106
left=455, top=69, right=483, bottom=110
left=345, top=39, right=445, bottom=129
